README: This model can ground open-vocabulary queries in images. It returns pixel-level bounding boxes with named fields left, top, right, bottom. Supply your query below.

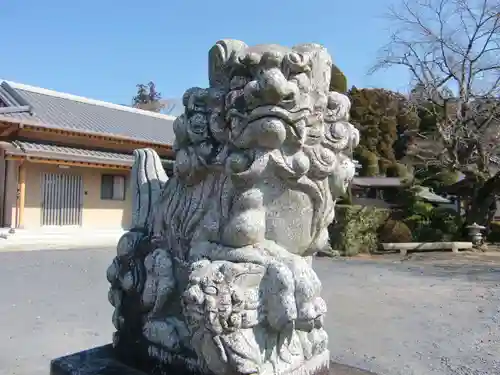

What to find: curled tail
left=130, top=148, right=169, bottom=230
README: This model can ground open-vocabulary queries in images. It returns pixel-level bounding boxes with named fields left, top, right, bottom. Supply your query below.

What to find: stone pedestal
left=51, top=345, right=378, bottom=375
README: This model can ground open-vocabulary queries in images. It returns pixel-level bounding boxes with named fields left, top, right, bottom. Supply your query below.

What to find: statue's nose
left=244, top=68, right=295, bottom=105
left=259, top=69, right=295, bottom=104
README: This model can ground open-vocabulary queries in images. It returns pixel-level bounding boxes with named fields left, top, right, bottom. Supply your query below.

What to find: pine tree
left=132, top=81, right=165, bottom=113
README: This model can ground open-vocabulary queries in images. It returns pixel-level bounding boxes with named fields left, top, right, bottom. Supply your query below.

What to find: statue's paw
left=310, top=328, right=328, bottom=355
left=263, top=262, right=298, bottom=331
left=296, top=297, right=327, bottom=331
left=266, top=292, right=297, bottom=331
left=297, top=301, right=317, bottom=322
left=313, top=296, right=327, bottom=316
left=292, top=261, right=322, bottom=300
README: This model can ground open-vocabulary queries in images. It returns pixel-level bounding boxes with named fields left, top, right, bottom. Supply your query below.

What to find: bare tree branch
left=372, top=0, right=500, bottom=175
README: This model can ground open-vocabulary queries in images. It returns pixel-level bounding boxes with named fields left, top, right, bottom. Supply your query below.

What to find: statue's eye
left=285, top=52, right=310, bottom=74
left=330, top=122, right=347, bottom=139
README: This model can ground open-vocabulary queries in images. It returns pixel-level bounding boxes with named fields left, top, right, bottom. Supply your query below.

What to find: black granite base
left=50, top=345, right=379, bottom=375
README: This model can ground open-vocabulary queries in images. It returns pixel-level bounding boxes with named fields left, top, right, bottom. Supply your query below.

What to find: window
left=101, top=174, right=126, bottom=200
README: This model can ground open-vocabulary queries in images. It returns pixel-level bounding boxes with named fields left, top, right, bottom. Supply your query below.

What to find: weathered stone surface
left=106, top=39, right=359, bottom=375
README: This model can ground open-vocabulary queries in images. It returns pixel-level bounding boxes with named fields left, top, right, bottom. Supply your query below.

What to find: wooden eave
left=2, top=145, right=134, bottom=170
left=0, top=118, right=19, bottom=137
left=0, top=115, right=174, bottom=156
left=5, top=154, right=132, bottom=171
left=0, top=141, right=176, bottom=172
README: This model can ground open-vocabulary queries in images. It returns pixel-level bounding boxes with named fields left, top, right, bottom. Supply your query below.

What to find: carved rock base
left=50, top=345, right=379, bottom=375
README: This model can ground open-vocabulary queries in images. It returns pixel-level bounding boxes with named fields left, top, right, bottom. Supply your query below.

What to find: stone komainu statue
left=106, top=40, right=359, bottom=375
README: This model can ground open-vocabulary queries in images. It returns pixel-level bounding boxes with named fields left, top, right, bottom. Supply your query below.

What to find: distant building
left=350, top=177, right=456, bottom=209
left=0, top=81, right=176, bottom=230
left=350, top=177, right=403, bottom=208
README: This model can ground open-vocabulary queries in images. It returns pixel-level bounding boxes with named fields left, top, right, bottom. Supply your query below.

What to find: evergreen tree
left=371, top=0, right=500, bottom=227
left=348, top=87, right=419, bottom=176
left=330, top=64, right=347, bottom=93
left=132, top=81, right=165, bottom=113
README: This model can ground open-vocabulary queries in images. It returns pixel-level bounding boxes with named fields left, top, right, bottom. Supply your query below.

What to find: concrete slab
left=381, top=242, right=473, bottom=256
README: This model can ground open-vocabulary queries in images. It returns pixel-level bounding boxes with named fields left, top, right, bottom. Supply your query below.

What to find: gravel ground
left=0, top=248, right=499, bottom=375
left=318, top=253, right=500, bottom=375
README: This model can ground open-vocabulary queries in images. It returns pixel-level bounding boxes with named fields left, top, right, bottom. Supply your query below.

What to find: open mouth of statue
left=306, top=127, right=323, bottom=140
left=246, top=105, right=308, bottom=125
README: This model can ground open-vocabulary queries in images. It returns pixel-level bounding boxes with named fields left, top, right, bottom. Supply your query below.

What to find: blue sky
left=1, top=0, right=410, bottom=110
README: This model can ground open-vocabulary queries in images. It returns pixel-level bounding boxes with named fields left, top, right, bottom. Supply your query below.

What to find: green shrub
left=355, top=148, right=380, bottom=176
left=415, top=167, right=460, bottom=194
left=386, top=163, right=409, bottom=178
left=378, top=158, right=393, bottom=176
left=365, top=164, right=380, bottom=177
left=378, top=219, right=412, bottom=243
left=403, top=196, right=462, bottom=241
left=431, top=207, right=462, bottom=241
left=414, top=227, right=445, bottom=242
left=329, top=193, right=463, bottom=256
left=329, top=205, right=390, bottom=256
left=487, top=221, right=500, bottom=243
left=407, top=200, right=434, bottom=220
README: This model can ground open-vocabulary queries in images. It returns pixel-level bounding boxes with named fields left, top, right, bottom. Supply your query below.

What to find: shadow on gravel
left=402, top=263, right=500, bottom=284
left=330, top=362, right=378, bottom=375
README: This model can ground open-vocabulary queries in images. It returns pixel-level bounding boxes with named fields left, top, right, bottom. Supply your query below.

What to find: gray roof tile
left=415, top=186, right=451, bottom=203
left=0, top=81, right=176, bottom=145
left=11, top=141, right=134, bottom=165
left=5, top=141, right=176, bottom=171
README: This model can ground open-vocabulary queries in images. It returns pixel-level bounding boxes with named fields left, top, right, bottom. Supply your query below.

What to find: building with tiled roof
left=0, top=80, right=176, bottom=230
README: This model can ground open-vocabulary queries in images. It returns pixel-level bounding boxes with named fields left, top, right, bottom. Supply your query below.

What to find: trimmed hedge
left=403, top=201, right=462, bottom=242
left=378, top=219, right=412, bottom=243
left=329, top=205, right=390, bottom=256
